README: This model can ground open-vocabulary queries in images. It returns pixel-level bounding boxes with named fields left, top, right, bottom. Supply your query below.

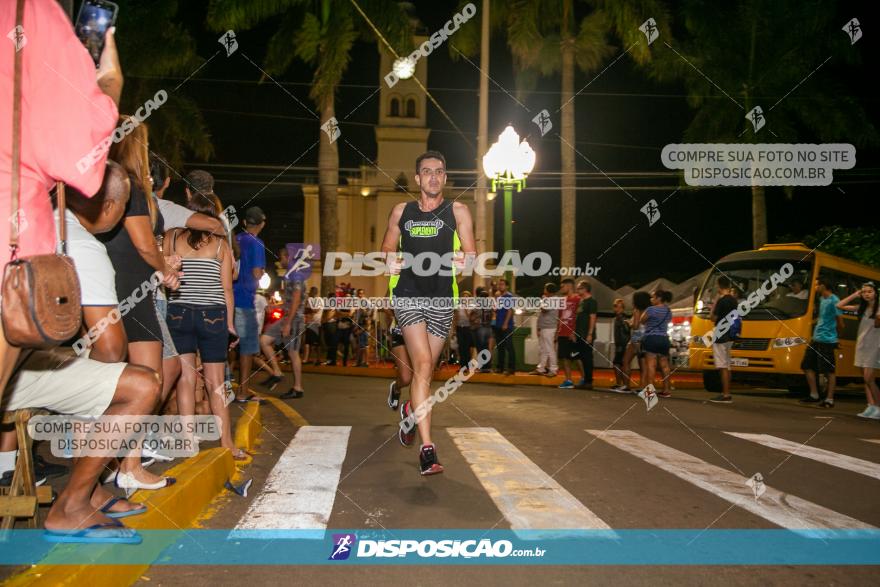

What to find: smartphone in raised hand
left=74, top=0, right=118, bottom=67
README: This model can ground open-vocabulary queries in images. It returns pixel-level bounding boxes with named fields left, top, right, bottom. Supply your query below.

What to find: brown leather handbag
left=1, top=0, right=82, bottom=348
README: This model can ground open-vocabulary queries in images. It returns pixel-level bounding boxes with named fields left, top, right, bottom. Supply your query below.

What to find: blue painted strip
left=1, top=530, right=879, bottom=565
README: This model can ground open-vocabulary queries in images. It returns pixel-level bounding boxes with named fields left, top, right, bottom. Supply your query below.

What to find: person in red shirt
left=556, top=278, right=581, bottom=388
left=1, top=0, right=121, bottom=400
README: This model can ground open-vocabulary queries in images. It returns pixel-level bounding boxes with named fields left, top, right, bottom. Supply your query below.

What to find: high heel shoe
left=102, top=458, right=156, bottom=485
left=114, top=471, right=176, bottom=498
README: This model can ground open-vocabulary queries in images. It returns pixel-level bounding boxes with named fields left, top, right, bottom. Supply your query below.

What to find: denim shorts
left=166, top=304, right=229, bottom=363
left=263, top=315, right=306, bottom=352
left=233, top=307, right=260, bottom=355
left=641, top=334, right=670, bottom=356
left=155, top=295, right=179, bottom=360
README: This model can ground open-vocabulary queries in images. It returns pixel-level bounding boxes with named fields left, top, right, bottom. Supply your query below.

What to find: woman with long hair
left=837, top=282, right=880, bottom=418
left=616, top=291, right=651, bottom=392
left=639, top=289, right=674, bottom=398
left=101, top=116, right=179, bottom=492
left=164, top=193, right=246, bottom=459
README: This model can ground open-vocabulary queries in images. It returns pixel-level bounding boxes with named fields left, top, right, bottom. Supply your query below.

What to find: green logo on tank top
left=404, top=219, right=444, bottom=238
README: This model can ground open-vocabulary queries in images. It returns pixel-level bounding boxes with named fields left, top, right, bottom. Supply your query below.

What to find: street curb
left=233, top=400, right=262, bottom=453
left=302, top=363, right=705, bottom=389
left=6, top=403, right=263, bottom=587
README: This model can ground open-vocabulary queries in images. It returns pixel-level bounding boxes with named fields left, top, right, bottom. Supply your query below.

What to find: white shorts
left=2, top=349, right=124, bottom=416
left=712, top=341, right=734, bottom=369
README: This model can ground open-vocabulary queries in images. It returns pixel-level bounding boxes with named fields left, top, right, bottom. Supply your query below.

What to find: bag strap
left=56, top=181, right=68, bottom=254
left=9, top=0, right=24, bottom=259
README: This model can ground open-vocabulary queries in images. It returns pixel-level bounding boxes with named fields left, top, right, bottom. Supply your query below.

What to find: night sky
left=143, top=0, right=878, bottom=292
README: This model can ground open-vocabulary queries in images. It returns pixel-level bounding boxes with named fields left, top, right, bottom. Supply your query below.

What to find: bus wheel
left=702, top=370, right=722, bottom=392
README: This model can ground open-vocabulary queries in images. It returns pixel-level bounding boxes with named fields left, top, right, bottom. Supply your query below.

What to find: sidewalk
left=301, top=361, right=706, bottom=389
left=296, top=361, right=867, bottom=400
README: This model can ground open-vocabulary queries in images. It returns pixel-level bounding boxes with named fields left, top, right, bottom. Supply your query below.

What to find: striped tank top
left=168, top=231, right=226, bottom=306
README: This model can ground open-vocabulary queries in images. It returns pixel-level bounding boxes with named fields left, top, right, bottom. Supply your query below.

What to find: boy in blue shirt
left=800, top=276, right=844, bottom=407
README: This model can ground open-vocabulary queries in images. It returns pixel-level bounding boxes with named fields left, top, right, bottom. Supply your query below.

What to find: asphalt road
left=133, top=373, right=880, bottom=586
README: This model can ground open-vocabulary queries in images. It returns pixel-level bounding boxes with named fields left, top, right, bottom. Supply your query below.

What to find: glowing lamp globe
left=482, top=125, right=536, bottom=181
left=392, top=57, right=415, bottom=80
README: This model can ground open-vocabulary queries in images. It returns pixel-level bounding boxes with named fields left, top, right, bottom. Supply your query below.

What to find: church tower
left=374, top=36, right=430, bottom=188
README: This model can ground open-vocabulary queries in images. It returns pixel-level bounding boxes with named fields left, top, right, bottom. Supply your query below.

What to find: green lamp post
left=482, top=125, right=536, bottom=288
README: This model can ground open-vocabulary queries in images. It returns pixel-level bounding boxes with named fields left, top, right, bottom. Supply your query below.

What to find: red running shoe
left=398, top=400, right=416, bottom=447
left=419, top=443, right=444, bottom=476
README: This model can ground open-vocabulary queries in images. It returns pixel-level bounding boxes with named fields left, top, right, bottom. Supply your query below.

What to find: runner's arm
left=380, top=203, right=406, bottom=253
left=452, top=202, right=476, bottom=253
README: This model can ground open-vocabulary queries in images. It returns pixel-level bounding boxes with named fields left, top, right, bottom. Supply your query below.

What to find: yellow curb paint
left=259, top=394, right=310, bottom=427
left=192, top=402, right=265, bottom=528
left=301, top=364, right=701, bottom=389
left=233, top=400, right=263, bottom=452
left=6, top=406, right=258, bottom=587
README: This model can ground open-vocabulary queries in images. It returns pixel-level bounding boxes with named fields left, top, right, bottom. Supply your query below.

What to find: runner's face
left=416, top=158, right=446, bottom=197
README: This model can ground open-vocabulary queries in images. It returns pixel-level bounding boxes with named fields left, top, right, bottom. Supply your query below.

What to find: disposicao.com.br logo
left=328, top=533, right=544, bottom=560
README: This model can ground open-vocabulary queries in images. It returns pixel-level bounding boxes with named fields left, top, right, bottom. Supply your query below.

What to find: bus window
left=696, top=259, right=813, bottom=320
left=817, top=268, right=876, bottom=317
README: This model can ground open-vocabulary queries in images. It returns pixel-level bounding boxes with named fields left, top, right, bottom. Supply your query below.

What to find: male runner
left=381, top=150, right=476, bottom=476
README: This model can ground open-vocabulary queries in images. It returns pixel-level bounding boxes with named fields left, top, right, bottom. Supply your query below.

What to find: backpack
left=728, top=312, right=742, bottom=340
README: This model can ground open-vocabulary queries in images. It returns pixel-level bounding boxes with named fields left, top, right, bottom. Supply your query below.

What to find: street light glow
left=482, top=125, right=536, bottom=181
left=392, top=57, right=415, bottom=80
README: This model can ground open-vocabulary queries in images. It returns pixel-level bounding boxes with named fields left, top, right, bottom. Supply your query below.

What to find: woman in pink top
left=0, top=0, right=121, bottom=395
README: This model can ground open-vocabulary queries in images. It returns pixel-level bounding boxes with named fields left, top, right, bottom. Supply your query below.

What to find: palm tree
left=452, top=0, right=668, bottom=269
left=207, top=0, right=411, bottom=296
left=649, top=0, right=877, bottom=248
left=116, top=0, right=213, bottom=170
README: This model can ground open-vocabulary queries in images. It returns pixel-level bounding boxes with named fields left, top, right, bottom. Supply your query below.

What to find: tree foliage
left=798, top=226, right=880, bottom=269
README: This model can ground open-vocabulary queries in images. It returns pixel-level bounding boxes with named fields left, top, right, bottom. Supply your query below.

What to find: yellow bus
left=689, top=243, right=880, bottom=393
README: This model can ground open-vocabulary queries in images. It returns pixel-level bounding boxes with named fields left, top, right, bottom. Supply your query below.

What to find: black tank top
left=390, top=199, right=459, bottom=298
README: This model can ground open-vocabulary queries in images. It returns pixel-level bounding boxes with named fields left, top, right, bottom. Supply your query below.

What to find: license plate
left=731, top=358, right=749, bottom=367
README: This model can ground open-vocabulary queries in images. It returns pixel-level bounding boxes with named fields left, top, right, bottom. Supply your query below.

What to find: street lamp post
left=482, top=125, right=536, bottom=288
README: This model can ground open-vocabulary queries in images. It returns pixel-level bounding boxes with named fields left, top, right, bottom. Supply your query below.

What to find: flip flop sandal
left=234, top=395, right=265, bottom=404
left=100, top=496, right=148, bottom=519
left=44, top=521, right=142, bottom=544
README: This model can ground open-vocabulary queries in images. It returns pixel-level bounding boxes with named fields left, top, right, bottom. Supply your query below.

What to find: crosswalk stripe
left=233, top=426, right=351, bottom=535
left=586, top=429, right=873, bottom=531
left=727, top=432, right=880, bottom=481
left=448, top=427, right=611, bottom=532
